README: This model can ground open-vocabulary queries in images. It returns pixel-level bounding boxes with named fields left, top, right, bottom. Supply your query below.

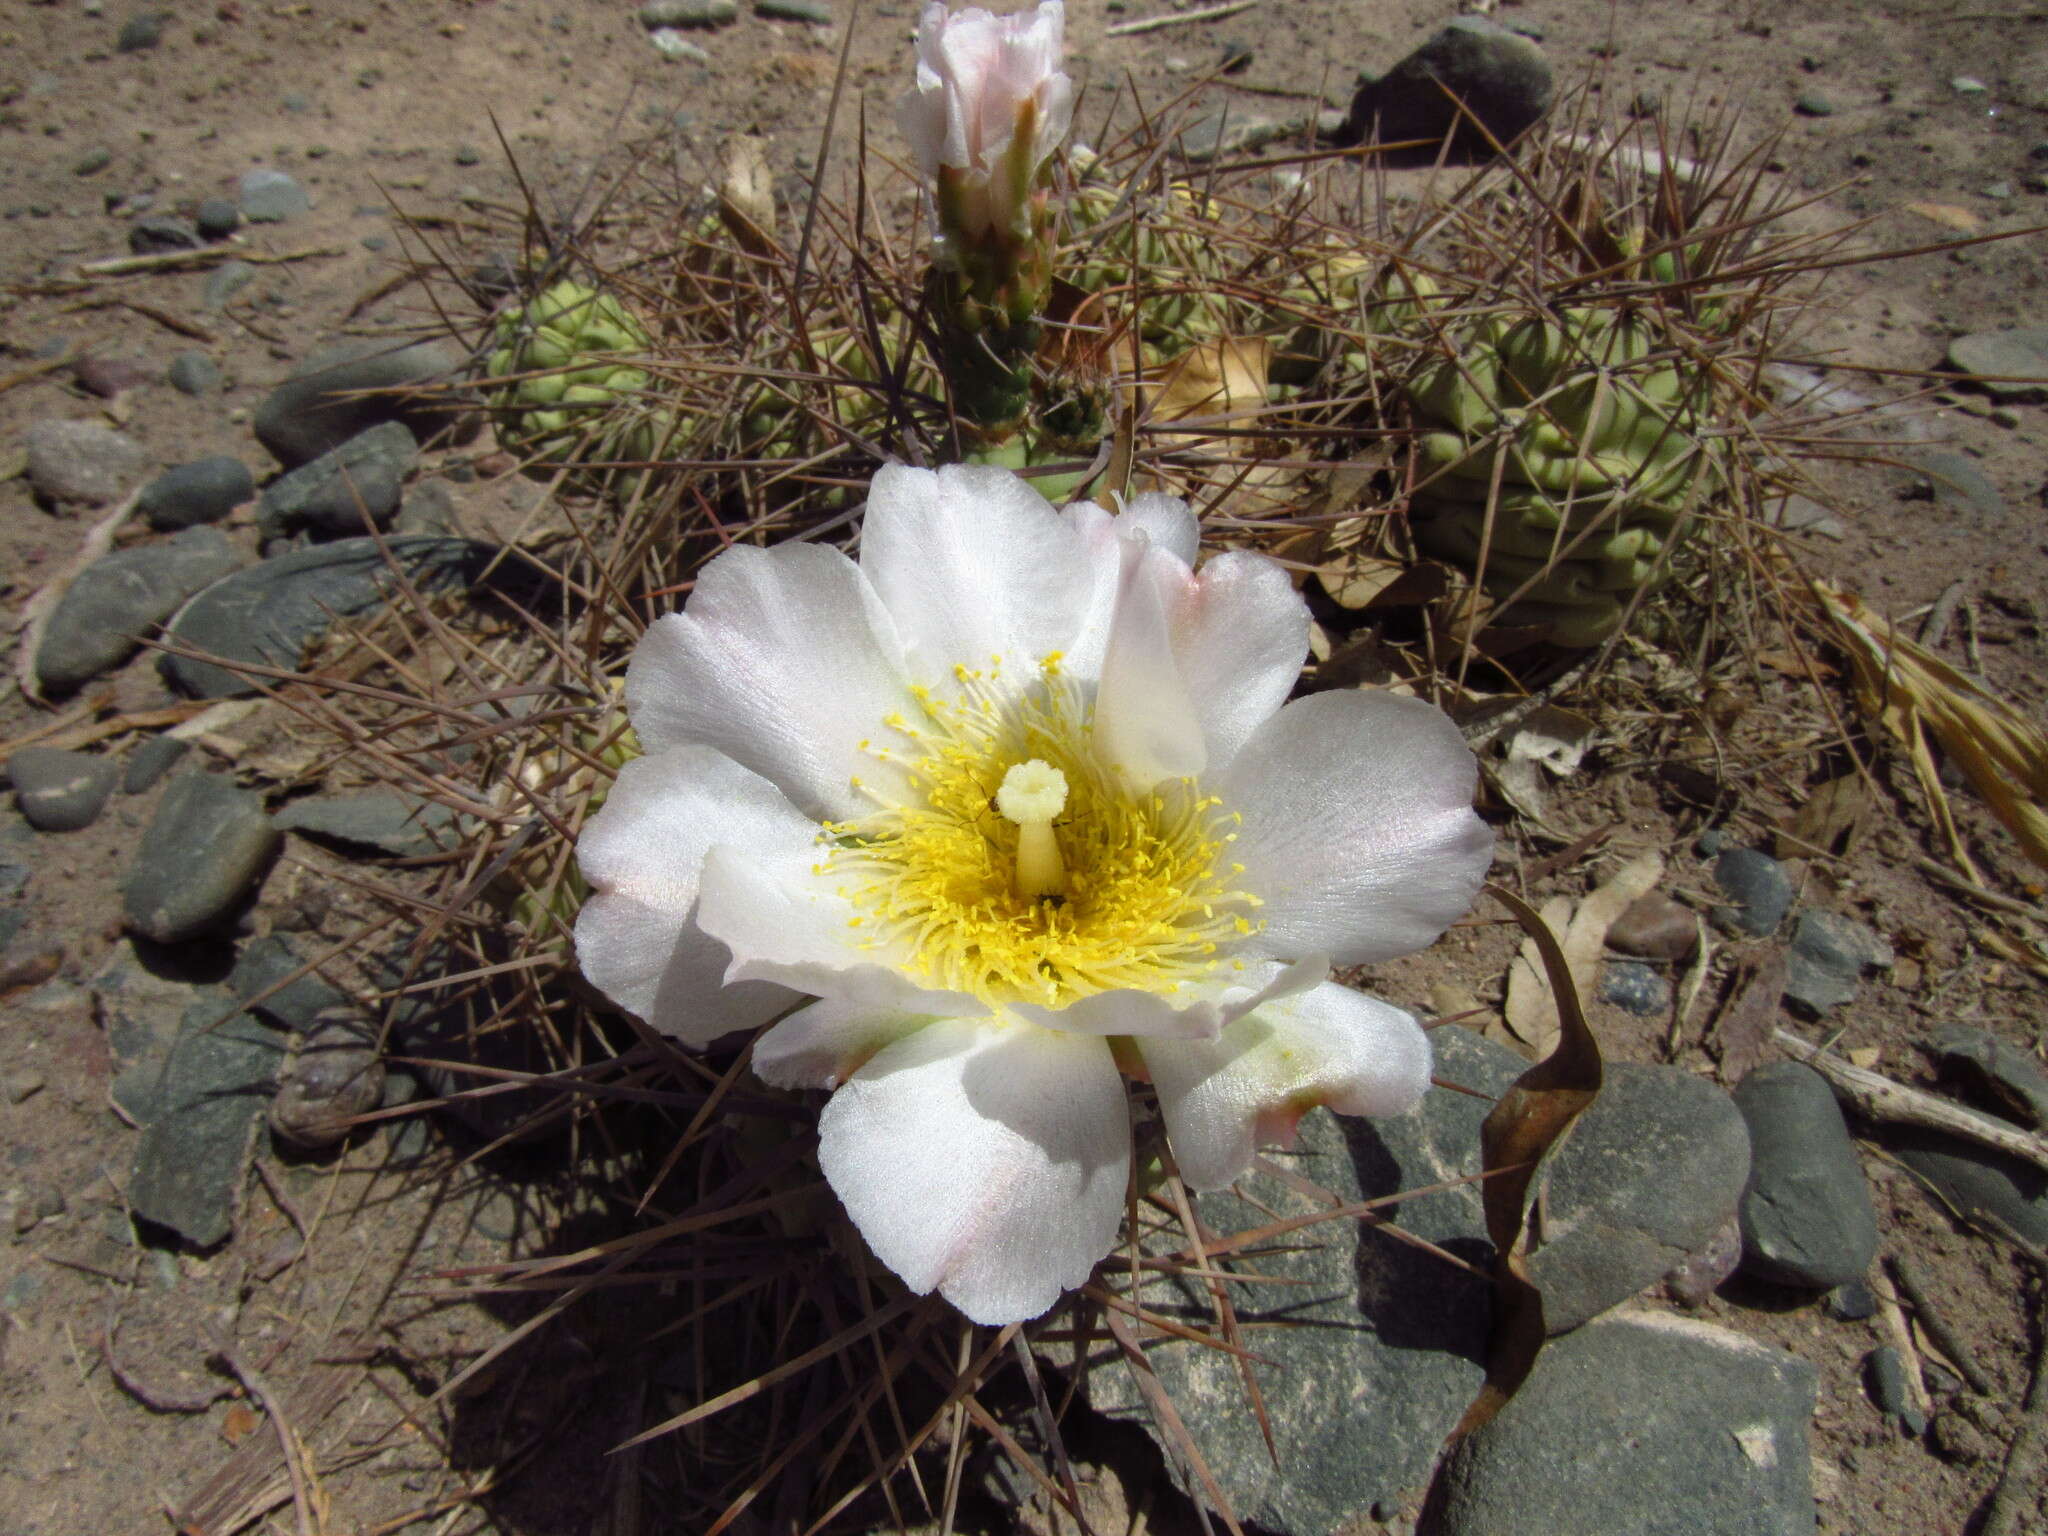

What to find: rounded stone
left=1733, top=1062, right=1879, bottom=1287
left=122, top=772, right=281, bottom=943
left=8, top=747, right=121, bottom=832
left=1712, top=846, right=1793, bottom=936
left=166, top=351, right=222, bottom=396
left=270, top=1008, right=386, bottom=1149
left=194, top=196, right=240, bottom=239
left=252, top=336, right=468, bottom=468
left=139, top=456, right=254, bottom=530
left=1345, top=18, right=1553, bottom=159
left=238, top=167, right=309, bottom=223
left=24, top=418, right=151, bottom=506
left=1604, top=891, right=1699, bottom=961
left=34, top=526, right=242, bottom=692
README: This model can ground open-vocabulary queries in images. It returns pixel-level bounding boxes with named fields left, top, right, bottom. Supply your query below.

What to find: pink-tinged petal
left=1008, top=954, right=1325, bottom=1040
left=624, top=544, right=913, bottom=821
left=694, top=844, right=984, bottom=1019
left=753, top=999, right=933, bottom=1090
left=1173, top=550, right=1309, bottom=768
left=573, top=746, right=813, bottom=1042
left=818, top=1016, right=1128, bottom=1324
left=1094, top=536, right=1207, bottom=786
left=1137, top=981, right=1433, bottom=1190
left=859, top=463, right=1095, bottom=684
left=1218, top=689, right=1493, bottom=965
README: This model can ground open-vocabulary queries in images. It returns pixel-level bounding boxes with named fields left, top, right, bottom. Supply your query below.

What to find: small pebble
left=755, top=0, right=833, bottom=20
left=1865, top=1345, right=1909, bottom=1415
left=1794, top=90, right=1834, bottom=118
left=649, top=28, right=711, bottom=63
left=1950, top=76, right=1988, bottom=94
left=194, top=197, right=239, bottom=239
left=1823, top=1279, right=1877, bottom=1321
left=71, top=146, right=114, bottom=177
left=1930, top=1411, right=1993, bottom=1465
left=167, top=351, right=221, bottom=396
left=1605, top=892, right=1698, bottom=961
left=116, top=10, right=169, bottom=51
left=1598, top=960, right=1671, bottom=1016
left=3, top=1071, right=45, bottom=1105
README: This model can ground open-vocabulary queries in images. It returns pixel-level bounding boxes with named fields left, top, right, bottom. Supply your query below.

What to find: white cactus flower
left=574, top=464, right=1494, bottom=1325
left=897, top=1, right=1075, bottom=249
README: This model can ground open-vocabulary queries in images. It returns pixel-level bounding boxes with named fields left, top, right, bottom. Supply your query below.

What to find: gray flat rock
left=126, top=994, right=285, bottom=1247
left=24, top=418, right=151, bottom=505
left=253, top=336, right=467, bottom=468
left=123, top=772, right=281, bottom=943
left=139, top=456, right=254, bottom=532
left=35, top=526, right=242, bottom=692
left=161, top=536, right=511, bottom=698
left=1929, top=1025, right=2048, bottom=1130
left=273, top=789, right=457, bottom=856
left=1089, top=1025, right=1518, bottom=1532
left=1893, top=1131, right=2048, bottom=1247
left=229, top=932, right=352, bottom=1031
left=8, top=746, right=120, bottom=832
left=1946, top=326, right=2048, bottom=402
left=1429, top=1312, right=1816, bottom=1536
left=1526, top=1062, right=1752, bottom=1332
left=1734, top=1062, right=1878, bottom=1287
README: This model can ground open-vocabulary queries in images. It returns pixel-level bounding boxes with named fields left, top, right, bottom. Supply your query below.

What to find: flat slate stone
left=256, top=420, right=417, bottom=539
left=161, top=536, right=513, bottom=699
left=1526, top=1062, right=1752, bottom=1332
left=35, top=526, right=242, bottom=692
left=1090, top=1024, right=1517, bottom=1532
left=1929, top=1026, right=2048, bottom=1130
left=1429, top=1312, right=1817, bottom=1536
left=1946, top=326, right=2048, bottom=402
left=1893, top=1130, right=2048, bottom=1248
left=126, top=994, right=285, bottom=1247
left=229, top=932, right=351, bottom=1031
left=273, top=789, right=457, bottom=856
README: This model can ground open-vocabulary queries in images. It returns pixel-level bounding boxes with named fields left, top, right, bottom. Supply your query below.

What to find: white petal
left=573, top=747, right=812, bottom=1042
left=818, top=1017, right=1129, bottom=1324
left=753, top=998, right=933, bottom=1089
left=1116, top=491, right=1199, bottom=566
left=1094, top=536, right=1207, bottom=785
left=694, top=845, right=983, bottom=1019
left=859, top=463, right=1095, bottom=685
left=1173, top=550, right=1309, bottom=767
left=624, top=543, right=912, bottom=821
left=1219, top=689, right=1493, bottom=965
left=1138, top=981, right=1433, bottom=1190
left=1008, top=954, right=1325, bottom=1040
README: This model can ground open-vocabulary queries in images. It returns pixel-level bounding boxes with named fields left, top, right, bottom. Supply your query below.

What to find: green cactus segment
left=1397, top=293, right=1725, bottom=647
left=486, top=280, right=678, bottom=476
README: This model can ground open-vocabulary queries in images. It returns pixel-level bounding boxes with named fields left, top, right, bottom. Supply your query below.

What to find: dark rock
left=201, top=259, right=257, bottom=313
left=1893, top=1130, right=2048, bottom=1247
left=252, top=337, right=467, bottom=468
left=35, top=526, right=241, bottom=692
left=1734, top=1062, right=1879, bottom=1287
left=161, top=536, right=518, bottom=699
left=238, top=167, right=309, bottom=223
left=138, top=456, right=253, bottom=532
left=128, top=215, right=200, bottom=254
left=1527, top=1063, right=1752, bottom=1331
left=640, top=0, right=738, bottom=23
left=122, top=773, right=280, bottom=943
left=1094, top=1025, right=1513, bottom=1531
left=116, top=11, right=170, bottom=51
left=1431, top=1313, right=1817, bottom=1536
left=1908, top=450, right=2004, bottom=520
left=1930, top=1025, right=2048, bottom=1130
left=126, top=994, right=285, bottom=1248
left=1345, top=18, right=1552, bottom=161
left=1823, top=1278, right=1877, bottom=1321
left=166, top=351, right=221, bottom=396
left=1661, top=1214, right=1742, bottom=1308
left=1604, top=891, right=1698, bottom=961
left=269, top=1007, right=384, bottom=1148
left=23, top=418, right=151, bottom=506
left=1930, top=1411, right=1993, bottom=1465
left=1946, top=326, right=2048, bottom=403
left=1712, top=846, right=1794, bottom=936
left=273, top=789, right=456, bottom=857
left=1598, top=960, right=1672, bottom=1016
left=8, top=747, right=120, bottom=832
left=229, top=933, right=350, bottom=1031
left=1783, top=910, right=1893, bottom=1014
left=71, top=146, right=114, bottom=178
left=194, top=197, right=240, bottom=239
left=1865, top=1345, right=1909, bottom=1415
left=121, top=735, right=191, bottom=794
left=257, top=420, right=416, bottom=538
left=755, top=0, right=832, bottom=19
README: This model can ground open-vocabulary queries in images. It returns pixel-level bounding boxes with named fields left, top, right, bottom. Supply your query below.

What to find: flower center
left=820, top=655, right=1261, bottom=1013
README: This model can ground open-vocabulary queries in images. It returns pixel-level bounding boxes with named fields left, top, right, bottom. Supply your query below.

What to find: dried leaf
left=1147, top=337, right=1271, bottom=426
left=1901, top=201, right=1983, bottom=233
left=1503, top=852, right=1664, bottom=1054
left=221, top=1402, right=261, bottom=1446
left=1504, top=894, right=1574, bottom=1054
left=1506, top=705, right=1597, bottom=778
left=1708, top=949, right=1788, bottom=1084
left=1775, top=772, right=1869, bottom=860
left=1449, top=885, right=1606, bottom=1445
left=717, top=135, right=779, bottom=254
left=1315, top=553, right=1410, bottom=610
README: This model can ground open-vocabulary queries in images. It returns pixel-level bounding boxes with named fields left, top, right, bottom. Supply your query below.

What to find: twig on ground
left=213, top=1342, right=324, bottom=1536
left=1873, top=1277, right=1935, bottom=1419
left=102, top=1315, right=236, bottom=1414
left=1888, top=1250, right=1996, bottom=1396
left=74, top=244, right=345, bottom=278
left=1773, top=1028, right=2048, bottom=1175
left=1106, top=0, right=1258, bottom=37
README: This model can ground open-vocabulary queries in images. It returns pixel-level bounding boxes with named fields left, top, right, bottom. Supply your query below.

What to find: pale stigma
left=996, top=758, right=1068, bottom=899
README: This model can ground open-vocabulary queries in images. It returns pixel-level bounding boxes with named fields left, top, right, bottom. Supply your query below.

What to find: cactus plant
left=486, top=279, right=678, bottom=479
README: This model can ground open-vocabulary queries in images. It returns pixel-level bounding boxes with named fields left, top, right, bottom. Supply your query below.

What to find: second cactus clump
left=1396, top=285, right=1726, bottom=646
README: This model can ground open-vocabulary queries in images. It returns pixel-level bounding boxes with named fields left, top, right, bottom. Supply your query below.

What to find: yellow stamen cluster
left=818, top=655, right=1260, bottom=1011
